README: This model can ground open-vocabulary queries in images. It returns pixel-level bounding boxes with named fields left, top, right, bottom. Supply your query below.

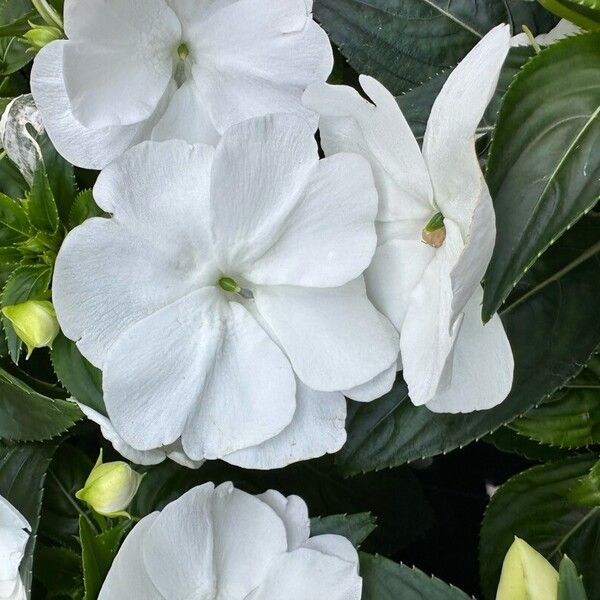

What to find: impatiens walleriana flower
left=304, top=25, right=515, bottom=413
left=99, top=482, right=362, bottom=600
left=30, top=0, right=333, bottom=169
left=53, top=113, right=398, bottom=469
left=0, top=495, right=30, bottom=600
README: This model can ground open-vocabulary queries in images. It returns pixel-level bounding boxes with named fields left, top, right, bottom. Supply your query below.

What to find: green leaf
left=314, top=0, right=553, bottom=96
left=0, top=366, right=81, bottom=441
left=511, top=357, right=600, bottom=448
left=559, top=555, right=589, bottom=600
left=68, top=189, right=107, bottom=230
left=568, top=459, right=600, bottom=507
left=0, top=192, right=30, bottom=245
left=0, top=10, right=37, bottom=37
left=359, top=553, right=471, bottom=599
left=51, top=334, right=105, bottom=415
left=0, top=154, right=28, bottom=198
left=483, top=33, right=600, bottom=319
left=539, top=0, right=600, bottom=30
left=35, top=545, right=84, bottom=599
left=337, top=210, right=600, bottom=474
left=479, top=455, right=600, bottom=599
left=0, top=442, right=56, bottom=596
left=26, top=165, right=60, bottom=234
left=79, top=517, right=129, bottom=600
left=310, top=512, right=377, bottom=547
left=485, top=426, right=570, bottom=463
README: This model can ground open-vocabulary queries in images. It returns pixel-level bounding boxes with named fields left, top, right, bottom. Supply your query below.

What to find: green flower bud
left=75, top=451, right=143, bottom=518
left=496, top=537, right=559, bottom=600
left=23, top=25, right=62, bottom=51
left=2, top=300, right=59, bottom=359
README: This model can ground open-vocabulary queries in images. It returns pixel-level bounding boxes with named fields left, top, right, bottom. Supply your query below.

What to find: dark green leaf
left=480, top=455, right=600, bottom=599
left=0, top=192, right=30, bottom=245
left=0, top=10, right=36, bottom=37
left=51, top=334, right=105, bottom=415
left=26, top=165, right=60, bottom=234
left=0, top=154, right=28, bottom=198
left=310, top=512, right=377, bottom=547
left=79, top=517, right=128, bottom=600
left=559, top=555, right=589, bottom=600
left=569, top=459, right=600, bottom=507
left=0, top=442, right=56, bottom=596
left=539, top=0, right=600, bottom=30
left=359, top=553, right=471, bottom=599
left=68, top=190, right=107, bottom=230
left=0, top=366, right=81, bottom=441
left=485, top=426, right=570, bottom=463
left=483, top=33, right=600, bottom=319
left=35, top=545, right=83, bottom=599
left=337, top=216, right=600, bottom=475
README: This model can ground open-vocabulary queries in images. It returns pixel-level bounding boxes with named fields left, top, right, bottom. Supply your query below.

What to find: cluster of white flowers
left=21, top=0, right=520, bottom=594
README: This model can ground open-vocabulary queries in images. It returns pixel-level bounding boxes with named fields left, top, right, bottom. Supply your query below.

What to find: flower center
left=177, top=43, right=189, bottom=60
left=174, top=42, right=191, bottom=88
left=422, top=212, right=446, bottom=248
left=218, top=277, right=254, bottom=299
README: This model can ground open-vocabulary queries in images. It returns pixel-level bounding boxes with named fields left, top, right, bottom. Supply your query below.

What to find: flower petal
left=343, top=361, right=397, bottom=402
left=244, top=153, right=378, bottom=288
left=425, top=286, right=514, bottom=413
left=209, top=114, right=318, bottom=272
left=255, top=278, right=399, bottom=392
left=303, top=77, right=433, bottom=222
left=30, top=42, right=144, bottom=169
left=192, top=0, right=332, bottom=131
left=422, top=24, right=510, bottom=231
left=181, top=301, right=297, bottom=460
left=99, top=513, right=164, bottom=600
left=225, top=382, right=346, bottom=469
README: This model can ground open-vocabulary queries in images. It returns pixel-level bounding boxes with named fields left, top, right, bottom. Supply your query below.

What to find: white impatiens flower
left=99, top=482, right=362, bottom=599
left=30, top=0, right=333, bottom=170
left=0, top=495, right=30, bottom=600
left=511, top=18, right=582, bottom=47
left=53, top=113, right=398, bottom=469
left=304, top=25, right=515, bottom=413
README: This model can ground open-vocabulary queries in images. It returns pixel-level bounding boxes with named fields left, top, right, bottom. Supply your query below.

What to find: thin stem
left=548, top=506, right=600, bottom=558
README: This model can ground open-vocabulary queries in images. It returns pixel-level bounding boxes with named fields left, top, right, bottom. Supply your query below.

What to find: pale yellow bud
left=23, top=25, right=62, bottom=51
left=2, top=300, right=59, bottom=359
left=75, top=451, right=143, bottom=518
left=496, top=537, right=559, bottom=600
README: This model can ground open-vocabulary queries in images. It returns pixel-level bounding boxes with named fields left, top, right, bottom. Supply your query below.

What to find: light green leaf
left=558, top=555, right=589, bottom=600
left=0, top=442, right=56, bottom=597
left=0, top=193, right=30, bottom=245
left=26, top=165, right=59, bottom=234
left=483, top=33, right=600, bottom=319
left=360, top=553, right=471, bottom=599
left=310, top=512, right=377, bottom=547
left=539, top=0, right=600, bottom=30
left=67, top=189, right=107, bottom=230
left=480, top=455, right=600, bottom=599
left=569, top=459, right=600, bottom=507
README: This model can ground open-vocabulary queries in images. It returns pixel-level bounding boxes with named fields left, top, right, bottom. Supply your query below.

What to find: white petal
left=247, top=546, right=362, bottom=600
left=304, top=534, right=360, bottom=566
left=99, top=513, right=164, bottom=600
left=422, top=24, right=510, bottom=232
left=225, top=382, right=347, bottom=469
left=255, top=490, right=310, bottom=551
left=0, top=496, right=29, bottom=531
left=0, top=528, right=28, bottom=588
left=77, top=404, right=166, bottom=466
left=182, top=301, right=297, bottom=460
left=303, top=77, right=433, bottom=222
left=164, top=444, right=205, bottom=470
left=192, top=0, right=332, bottom=131
left=151, top=79, right=220, bottom=145
left=343, top=361, right=397, bottom=402
left=255, top=278, right=399, bottom=392
left=400, top=225, right=464, bottom=407
left=210, top=482, right=289, bottom=598
left=143, top=483, right=216, bottom=598
left=209, top=114, right=318, bottom=274
left=30, top=42, right=144, bottom=169
left=53, top=141, right=216, bottom=367
left=425, top=287, right=514, bottom=413
left=535, top=19, right=582, bottom=45
left=244, top=153, right=378, bottom=288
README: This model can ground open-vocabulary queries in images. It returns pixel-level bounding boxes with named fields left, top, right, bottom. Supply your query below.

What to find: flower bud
left=422, top=211, right=446, bottom=248
left=23, top=25, right=62, bottom=51
left=2, top=300, right=59, bottom=359
left=75, top=451, right=143, bottom=518
left=496, top=537, right=559, bottom=600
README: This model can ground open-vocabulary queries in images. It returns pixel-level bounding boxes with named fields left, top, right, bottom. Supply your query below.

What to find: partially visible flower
left=75, top=450, right=143, bottom=518
left=99, top=483, right=362, bottom=600
left=53, top=114, right=398, bottom=469
left=496, top=537, right=559, bottom=600
left=0, top=495, right=30, bottom=600
left=512, top=19, right=582, bottom=47
left=30, top=0, right=333, bottom=169
left=2, top=300, right=60, bottom=359
left=304, top=25, right=515, bottom=413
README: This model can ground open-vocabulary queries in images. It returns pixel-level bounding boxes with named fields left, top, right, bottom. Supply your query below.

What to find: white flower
left=304, top=25, right=515, bottom=413
left=99, top=482, right=362, bottom=600
left=30, top=0, right=333, bottom=170
left=0, top=495, right=30, bottom=600
left=53, top=113, right=398, bottom=468
left=511, top=18, right=582, bottom=47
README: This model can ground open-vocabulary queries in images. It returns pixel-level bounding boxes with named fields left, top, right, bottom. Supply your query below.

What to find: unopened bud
left=2, top=300, right=59, bottom=359
left=23, top=25, right=62, bottom=51
left=496, top=537, right=558, bottom=600
left=422, top=212, right=446, bottom=248
left=75, top=451, right=143, bottom=518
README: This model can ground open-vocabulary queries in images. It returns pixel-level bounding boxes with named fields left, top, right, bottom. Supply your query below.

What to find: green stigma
left=177, top=43, right=189, bottom=60
left=424, top=212, right=445, bottom=232
left=218, top=277, right=241, bottom=293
